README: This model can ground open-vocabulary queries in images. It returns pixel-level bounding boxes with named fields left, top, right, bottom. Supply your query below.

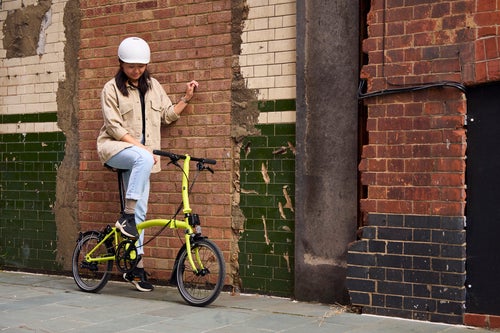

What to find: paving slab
left=0, top=271, right=493, bottom=333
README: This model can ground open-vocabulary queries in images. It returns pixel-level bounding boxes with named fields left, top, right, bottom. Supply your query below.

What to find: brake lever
left=168, top=158, right=181, bottom=168
left=196, top=162, right=214, bottom=174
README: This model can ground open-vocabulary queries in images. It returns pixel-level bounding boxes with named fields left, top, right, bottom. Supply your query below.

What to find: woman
left=97, top=37, right=198, bottom=291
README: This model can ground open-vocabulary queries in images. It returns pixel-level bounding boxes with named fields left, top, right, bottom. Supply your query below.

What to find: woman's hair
left=115, top=61, right=152, bottom=96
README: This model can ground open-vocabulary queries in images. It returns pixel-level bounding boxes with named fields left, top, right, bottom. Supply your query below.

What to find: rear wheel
left=72, top=232, right=113, bottom=292
left=176, top=238, right=225, bottom=306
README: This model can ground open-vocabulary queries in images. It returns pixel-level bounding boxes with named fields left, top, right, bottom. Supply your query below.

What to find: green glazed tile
left=275, top=99, right=296, bottom=111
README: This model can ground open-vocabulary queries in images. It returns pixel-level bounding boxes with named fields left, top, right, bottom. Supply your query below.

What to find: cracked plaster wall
left=230, top=0, right=259, bottom=292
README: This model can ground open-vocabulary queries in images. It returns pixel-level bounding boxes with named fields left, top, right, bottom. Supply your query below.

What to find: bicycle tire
left=176, top=238, right=225, bottom=306
left=72, top=231, right=113, bottom=292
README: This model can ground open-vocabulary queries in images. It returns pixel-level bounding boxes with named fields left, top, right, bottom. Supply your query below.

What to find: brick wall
left=0, top=0, right=68, bottom=270
left=78, top=0, right=233, bottom=282
left=348, top=0, right=472, bottom=324
left=473, top=1, right=500, bottom=82
left=348, top=214, right=466, bottom=324
left=358, top=0, right=470, bottom=217
left=358, top=91, right=467, bottom=217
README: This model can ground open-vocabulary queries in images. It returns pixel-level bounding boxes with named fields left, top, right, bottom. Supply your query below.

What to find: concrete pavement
left=0, top=270, right=493, bottom=332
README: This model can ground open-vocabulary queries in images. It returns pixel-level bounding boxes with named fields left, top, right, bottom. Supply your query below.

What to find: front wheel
left=72, top=232, right=113, bottom=292
left=176, top=238, right=225, bottom=306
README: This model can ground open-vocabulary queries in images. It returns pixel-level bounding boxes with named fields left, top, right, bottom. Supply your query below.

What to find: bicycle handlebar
left=153, top=150, right=216, bottom=165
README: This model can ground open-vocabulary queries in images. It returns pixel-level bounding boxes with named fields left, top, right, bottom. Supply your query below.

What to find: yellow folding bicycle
left=71, top=150, right=225, bottom=306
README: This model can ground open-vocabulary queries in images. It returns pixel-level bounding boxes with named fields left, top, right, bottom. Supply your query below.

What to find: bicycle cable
left=134, top=161, right=203, bottom=249
left=173, top=164, right=203, bottom=245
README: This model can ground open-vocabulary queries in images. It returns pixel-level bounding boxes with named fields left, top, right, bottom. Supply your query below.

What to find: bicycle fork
left=170, top=232, right=206, bottom=284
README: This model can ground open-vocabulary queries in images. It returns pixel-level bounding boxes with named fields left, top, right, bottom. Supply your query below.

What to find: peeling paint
left=241, top=188, right=259, bottom=194
left=283, top=252, right=291, bottom=273
left=261, top=162, right=270, bottom=184
left=243, top=141, right=251, bottom=158
left=36, top=8, right=52, bottom=55
left=273, top=146, right=288, bottom=155
left=231, top=144, right=244, bottom=292
left=283, top=185, right=294, bottom=212
left=272, top=142, right=296, bottom=156
left=262, top=215, right=270, bottom=245
left=278, top=201, right=286, bottom=219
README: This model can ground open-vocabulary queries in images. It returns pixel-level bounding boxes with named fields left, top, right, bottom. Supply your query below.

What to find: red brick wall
left=78, top=0, right=233, bottom=281
left=359, top=0, right=500, bottom=220
left=349, top=0, right=500, bottom=325
left=359, top=0, right=477, bottom=219
left=359, top=91, right=467, bottom=217
left=474, top=1, right=500, bottom=82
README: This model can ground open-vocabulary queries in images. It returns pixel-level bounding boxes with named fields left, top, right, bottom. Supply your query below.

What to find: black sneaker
left=123, top=267, right=154, bottom=292
left=115, top=213, right=139, bottom=239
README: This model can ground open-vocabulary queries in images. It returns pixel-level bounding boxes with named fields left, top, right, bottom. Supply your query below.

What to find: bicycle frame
left=82, top=229, right=121, bottom=264
left=136, top=154, right=201, bottom=272
left=81, top=154, right=202, bottom=273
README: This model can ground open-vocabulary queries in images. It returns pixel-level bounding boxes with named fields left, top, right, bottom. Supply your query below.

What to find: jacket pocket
left=149, top=100, right=163, bottom=128
left=150, top=99, right=163, bottom=113
left=119, top=103, right=134, bottom=118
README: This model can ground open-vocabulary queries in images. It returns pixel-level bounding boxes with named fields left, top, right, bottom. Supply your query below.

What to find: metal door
left=466, top=82, right=500, bottom=315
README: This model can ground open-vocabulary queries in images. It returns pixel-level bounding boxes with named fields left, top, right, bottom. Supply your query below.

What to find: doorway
left=466, top=82, right=500, bottom=315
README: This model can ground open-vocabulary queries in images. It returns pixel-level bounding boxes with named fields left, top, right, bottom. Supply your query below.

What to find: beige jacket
left=97, top=77, right=180, bottom=173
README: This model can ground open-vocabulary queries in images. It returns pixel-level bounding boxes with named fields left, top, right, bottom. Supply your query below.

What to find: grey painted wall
left=295, top=0, right=360, bottom=304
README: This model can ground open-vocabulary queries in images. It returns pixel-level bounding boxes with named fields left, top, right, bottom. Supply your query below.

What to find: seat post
left=117, top=170, right=125, bottom=214
left=105, top=164, right=127, bottom=215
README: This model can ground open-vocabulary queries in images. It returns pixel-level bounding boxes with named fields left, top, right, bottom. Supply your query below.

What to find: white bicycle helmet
left=117, top=37, right=150, bottom=64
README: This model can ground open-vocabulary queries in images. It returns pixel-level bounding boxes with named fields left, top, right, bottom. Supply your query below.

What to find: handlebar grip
left=152, top=150, right=184, bottom=160
left=152, top=150, right=216, bottom=165
left=197, top=158, right=216, bottom=165
left=186, top=155, right=217, bottom=165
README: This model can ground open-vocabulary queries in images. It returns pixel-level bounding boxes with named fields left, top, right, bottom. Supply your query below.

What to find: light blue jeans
left=106, top=146, right=154, bottom=255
